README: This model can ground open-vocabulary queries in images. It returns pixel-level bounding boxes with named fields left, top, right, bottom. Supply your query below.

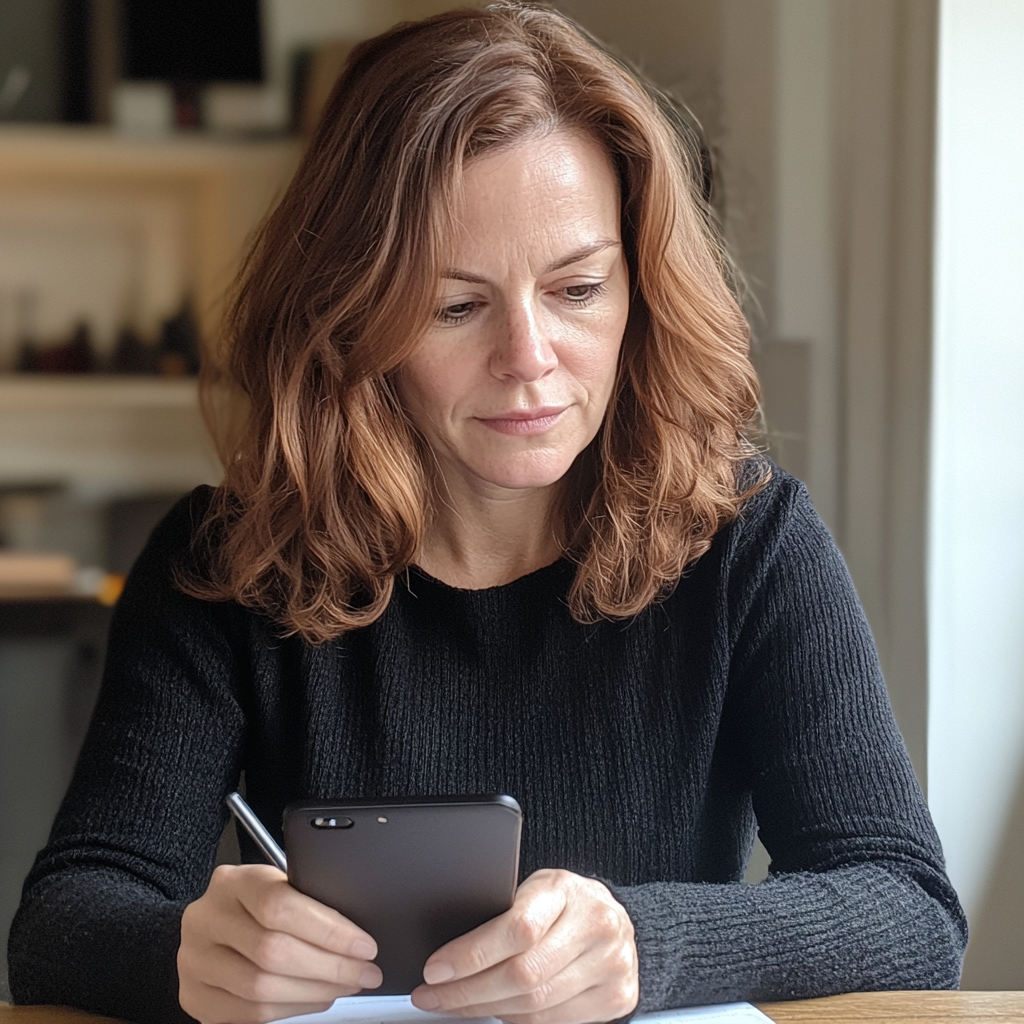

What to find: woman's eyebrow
left=442, top=269, right=489, bottom=284
left=544, top=239, right=620, bottom=273
left=441, top=239, right=621, bottom=283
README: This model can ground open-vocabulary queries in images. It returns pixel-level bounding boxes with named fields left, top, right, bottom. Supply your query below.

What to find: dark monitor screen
left=122, top=0, right=264, bottom=84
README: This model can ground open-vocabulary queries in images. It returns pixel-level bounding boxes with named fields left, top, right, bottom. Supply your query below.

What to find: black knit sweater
left=8, top=468, right=966, bottom=1022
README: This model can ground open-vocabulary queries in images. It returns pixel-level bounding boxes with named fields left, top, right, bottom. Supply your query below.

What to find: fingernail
left=351, top=939, right=377, bottom=960
left=422, top=961, right=455, bottom=984
left=359, top=964, right=382, bottom=990
left=414, top=990, right=441, bottom=1010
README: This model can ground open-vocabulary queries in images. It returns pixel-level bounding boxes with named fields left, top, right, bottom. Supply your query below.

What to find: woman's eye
left=436, top=301, right=476, bottom=324
left=563, top=282, right=606, bottom=305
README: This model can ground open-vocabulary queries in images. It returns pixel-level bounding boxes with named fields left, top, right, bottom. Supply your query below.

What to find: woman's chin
left=468, top=455, right=577, bottom=493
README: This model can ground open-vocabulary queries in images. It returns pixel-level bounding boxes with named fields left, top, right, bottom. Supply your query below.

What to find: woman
left=9, top=5, right=966, bottom=1024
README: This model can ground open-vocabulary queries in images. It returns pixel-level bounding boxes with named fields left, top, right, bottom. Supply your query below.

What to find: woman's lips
left=477, top=406, right=567, bottom=436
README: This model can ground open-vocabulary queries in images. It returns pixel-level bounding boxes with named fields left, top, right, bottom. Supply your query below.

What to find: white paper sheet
left=270, top=994, right=774, bottom=1024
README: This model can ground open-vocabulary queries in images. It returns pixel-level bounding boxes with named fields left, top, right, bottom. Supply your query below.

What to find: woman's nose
left=489, top=298, right=558, bottom=382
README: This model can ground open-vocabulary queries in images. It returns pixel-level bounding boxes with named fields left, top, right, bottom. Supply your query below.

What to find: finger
left=232, top=867, right=378, bottom=959
left=425, top=941, right=636, bottom=1021
left=485, top=983, right=638, bottom=1024
left=423, top=873, right=567, bottom=984
left=413, top=934, right=618, bottom=1018
left=183, top=977, right=338, bottom=1024
left=436, top=937, right=634, bottom=1024
left=209, top=900, right=383, bottom=990
left=191, top=940, right=376, bottom=1006
left=413, top=896, right=584, bottom=1010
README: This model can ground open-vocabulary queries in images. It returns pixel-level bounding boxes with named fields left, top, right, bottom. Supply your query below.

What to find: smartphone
left=283, top=794, right=522, bottom=994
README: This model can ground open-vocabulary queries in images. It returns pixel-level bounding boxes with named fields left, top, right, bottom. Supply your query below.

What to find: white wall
left=771, top=0, right=839, bottom=528
left=928, top=0, right=1024, bottom=934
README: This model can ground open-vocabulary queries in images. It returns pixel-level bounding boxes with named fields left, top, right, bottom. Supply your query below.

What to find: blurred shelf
left=0, top=374, right=199, bottom=411
left=0, top=124, right=300, bottom=174
left=0, top=375, right=218, bottom=493
left=0, top=588, right=95, bottom=603
left=0, top=127, right=293, bottom=495
left=0, top=127, right=291, bottom=495
left=0, top=124, right=301, bottom=352
left=0, top=552, right=124, bottom=604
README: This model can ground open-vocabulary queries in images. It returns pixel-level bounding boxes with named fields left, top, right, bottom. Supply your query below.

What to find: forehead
left=450, top=131, right=622, bottom=257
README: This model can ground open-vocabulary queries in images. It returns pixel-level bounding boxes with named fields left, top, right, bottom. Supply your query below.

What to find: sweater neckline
left=405, top=557, right=571, bottom=596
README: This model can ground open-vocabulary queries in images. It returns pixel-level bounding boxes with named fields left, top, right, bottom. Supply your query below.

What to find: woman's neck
left=416, top=478, right=564, bottom=590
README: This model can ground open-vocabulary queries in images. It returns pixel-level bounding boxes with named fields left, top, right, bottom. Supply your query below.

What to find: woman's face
left=396, top=131, right=629, bottom=496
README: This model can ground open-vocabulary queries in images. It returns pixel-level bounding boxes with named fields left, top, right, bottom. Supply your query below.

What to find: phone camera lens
left=311, top=816, right=354, bottom=829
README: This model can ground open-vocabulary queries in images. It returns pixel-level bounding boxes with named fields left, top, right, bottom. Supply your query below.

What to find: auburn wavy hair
left=183, top=1, right=766, bottom=642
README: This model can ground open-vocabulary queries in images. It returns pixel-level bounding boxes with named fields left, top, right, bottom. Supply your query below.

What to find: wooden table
left=757, top=992, right=1022, bottom=1021
left=2, top=993, right=1022, bottom=1023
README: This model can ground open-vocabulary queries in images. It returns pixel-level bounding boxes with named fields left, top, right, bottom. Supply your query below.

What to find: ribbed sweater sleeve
left=610, top=480, right=966, bottom=1008
left=8, top=493, right=245, bottom=1024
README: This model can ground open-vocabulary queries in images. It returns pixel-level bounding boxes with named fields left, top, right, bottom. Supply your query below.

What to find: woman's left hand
left=410, top=868, right=639, bottom=1024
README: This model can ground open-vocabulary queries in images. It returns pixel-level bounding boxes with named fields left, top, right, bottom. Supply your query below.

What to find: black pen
left=225, top=791, right=288, bottom=872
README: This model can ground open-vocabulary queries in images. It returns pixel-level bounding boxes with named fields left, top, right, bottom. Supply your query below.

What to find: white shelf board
left=0, top=374, right=200, bottom=411
left=0, top=375, right=219, bottom=493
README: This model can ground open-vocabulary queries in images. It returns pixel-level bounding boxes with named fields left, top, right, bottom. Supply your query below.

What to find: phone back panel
left=284, top=795, right=522, bottom=994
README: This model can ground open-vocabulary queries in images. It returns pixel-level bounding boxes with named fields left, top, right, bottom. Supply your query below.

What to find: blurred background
left=1, top=0, right=1021, bottom=1002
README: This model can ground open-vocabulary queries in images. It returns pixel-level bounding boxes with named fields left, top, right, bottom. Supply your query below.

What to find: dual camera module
left=311, top=815, right=389, bottom=829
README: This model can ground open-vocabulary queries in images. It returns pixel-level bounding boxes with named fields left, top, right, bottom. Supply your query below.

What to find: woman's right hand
left=178, top=863, right=383, bottom=1024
